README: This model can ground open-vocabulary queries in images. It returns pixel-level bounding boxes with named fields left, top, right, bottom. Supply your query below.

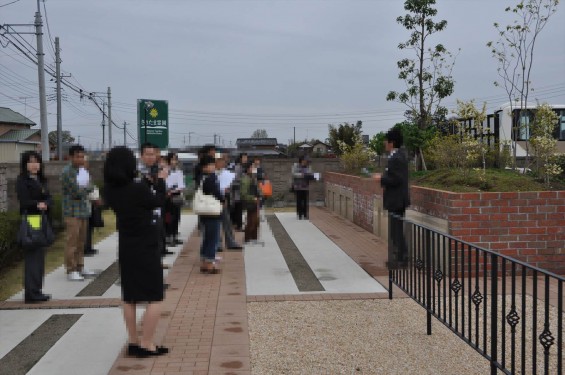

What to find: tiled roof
left=0, top=129, right=40, bottom=142
left=0, top=107, right=36, bottom=126
left=236, top=138, right=278, bottom=146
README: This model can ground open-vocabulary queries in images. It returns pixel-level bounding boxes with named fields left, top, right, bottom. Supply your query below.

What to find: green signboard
left=137, top=99, right=169, bottom=149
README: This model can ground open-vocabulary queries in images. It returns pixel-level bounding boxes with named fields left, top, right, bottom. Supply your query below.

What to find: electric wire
left=42, top=0, right=57, bottom=61
left=0, top=0, right=21, bottom=8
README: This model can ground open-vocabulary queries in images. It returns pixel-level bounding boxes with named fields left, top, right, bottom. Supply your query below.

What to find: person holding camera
left=138, top=143, right=172, bottom=257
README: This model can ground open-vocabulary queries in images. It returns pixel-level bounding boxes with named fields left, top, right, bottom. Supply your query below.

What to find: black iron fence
left=388, top=217, right=564, bottom=375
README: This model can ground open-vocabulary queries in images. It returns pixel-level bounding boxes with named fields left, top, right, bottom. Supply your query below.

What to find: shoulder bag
left=192, top=177, right=222, bottom=216
left=17, top=212, right=55, bottom=250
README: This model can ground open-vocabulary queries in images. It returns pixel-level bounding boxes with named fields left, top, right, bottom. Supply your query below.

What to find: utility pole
left=55, top=37, right=62, bottom=160
left=35, top=0, right=49, bottom=160
left=293, top=126, right=296, bottom=145
left=214, top=134, right=217, bottom=145
left=101, top=102, right=106, bottom=151
left=123, top=121, right=128, bottom=146
left=107, top=87, right=112, bottom=147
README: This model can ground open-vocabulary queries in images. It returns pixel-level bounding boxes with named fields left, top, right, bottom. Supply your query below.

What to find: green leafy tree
left=392, top=121, right=436, bottom=158
left=48, top=130, right=75, bottom=145
left=327, top=121, right=363, bottom=156
left=386, top=0, right=457, bottom=169
left=251, top=129, right=268, bottom=138
left=369, top=132, right=386, bottom=156
left=530, top=103, right=561, bottom=185
left=487, top=0, right=559, bottom=167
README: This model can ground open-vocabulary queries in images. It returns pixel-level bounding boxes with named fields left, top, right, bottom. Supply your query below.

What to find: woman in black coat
left=16, top=151, right=51, bottom=303
left=103, top=146, right=169, bottom=358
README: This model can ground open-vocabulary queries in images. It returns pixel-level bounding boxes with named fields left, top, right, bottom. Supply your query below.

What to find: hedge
left=0, top=211, right=22, bottom=270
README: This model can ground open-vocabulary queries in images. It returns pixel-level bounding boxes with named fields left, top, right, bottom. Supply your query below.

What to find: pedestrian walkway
left=0, top=207, right=395, bottom=375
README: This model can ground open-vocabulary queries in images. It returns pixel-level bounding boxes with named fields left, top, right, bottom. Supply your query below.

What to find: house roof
left=299, top=143, right=312, bottom=148
left=236, top=138, right=278, bottom=147
left=312, top=141, right=330, bottom=147
left=0, top=107, right=36, bottom=126
left=0, top=129, right=40, bottom=142
left=230, top=149, right=286, bottom=157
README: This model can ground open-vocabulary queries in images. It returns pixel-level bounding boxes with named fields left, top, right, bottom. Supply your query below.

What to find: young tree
left=339, top=134, right=375, bottom=174
left=386, top=0, right=458, bottom=169
left=487, top=0, right=559, bottom=167
left=251, top=129, right=268, bottom=138
left=530, top=103, right=561, bottom=185
left=454, top=100, right=488, bottom=171
left=327, top=121, right=363, bottom=156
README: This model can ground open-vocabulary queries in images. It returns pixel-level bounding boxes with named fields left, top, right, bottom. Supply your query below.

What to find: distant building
left=0, top=107, right=40, bottom=162
left=235, top=138, right=285, bottom=157
left=311, top=141, right=331, bottom=155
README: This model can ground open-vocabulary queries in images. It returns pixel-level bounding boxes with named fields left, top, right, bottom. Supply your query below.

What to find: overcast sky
left=1, top=0, right=564, bottom=150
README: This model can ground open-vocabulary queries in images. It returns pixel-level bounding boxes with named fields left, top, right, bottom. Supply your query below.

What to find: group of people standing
left=193, top=146, right=266, bottom=274
left=14, top=139, right=349, bottom=360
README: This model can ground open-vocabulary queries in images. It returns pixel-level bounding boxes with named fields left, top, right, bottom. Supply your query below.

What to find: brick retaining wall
left=324, top=172, right=565, bottom=274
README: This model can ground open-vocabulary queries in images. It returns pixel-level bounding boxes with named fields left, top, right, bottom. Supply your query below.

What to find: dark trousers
left=165, top=202, right=181, bottom=237
left=84, top=218, right=94, bottom=252
left=245, top=207, right=259, bottom=242
left=24, top=246, right=45, bottom=299
left=201, top=217, right=221, bottom=261
left=389, top=210, right=408, bottom=262
left=221, top=207, right=238, bottom=247
left=296, top=190, right=309, bottom=219
left=231, top=201, right=243, bottom=230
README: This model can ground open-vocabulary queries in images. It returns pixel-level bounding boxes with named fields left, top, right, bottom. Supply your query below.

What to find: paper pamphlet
left=218, top=170, right=236, bottom=192
left=27, top=215, right=41, bottom=230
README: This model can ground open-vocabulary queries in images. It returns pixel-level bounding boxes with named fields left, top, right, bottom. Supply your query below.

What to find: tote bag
left=192, top=178, right=222, bottom=216
left=17, top=213, right=55, bottom=250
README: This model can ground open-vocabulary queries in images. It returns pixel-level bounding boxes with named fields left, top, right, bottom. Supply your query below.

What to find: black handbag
left=90, top=204, right=105, bottom=228
left=170, top=194, right=185, bottom=207
left=17, top=213, right=55, bottom=250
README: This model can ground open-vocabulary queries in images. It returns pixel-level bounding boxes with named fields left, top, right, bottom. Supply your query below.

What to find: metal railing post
left=490, top=253, right=498, bottom=375
left=426, top=228, right=432, bottom=335
left=389, top=268, right=393, bottom=300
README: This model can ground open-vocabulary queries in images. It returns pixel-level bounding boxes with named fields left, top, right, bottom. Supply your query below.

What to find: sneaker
left=68, top=271, right=84, bottom=281
left=81, top=268, right=98, bottom=278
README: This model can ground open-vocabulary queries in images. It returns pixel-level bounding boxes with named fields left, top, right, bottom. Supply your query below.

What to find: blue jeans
left=200, top=217, right=221, bottom=262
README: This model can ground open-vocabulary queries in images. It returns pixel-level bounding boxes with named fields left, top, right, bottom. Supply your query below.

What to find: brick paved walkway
left=106, top=207, right=393, bottom=375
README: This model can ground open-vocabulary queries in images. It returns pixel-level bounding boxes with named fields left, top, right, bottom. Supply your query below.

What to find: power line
left=42, top=0, right=57, bottom=60
left=0, top=0, right=21, bottom=8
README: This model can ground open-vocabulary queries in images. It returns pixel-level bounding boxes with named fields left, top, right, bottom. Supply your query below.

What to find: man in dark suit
left=374, top=128, right=410, bottom=268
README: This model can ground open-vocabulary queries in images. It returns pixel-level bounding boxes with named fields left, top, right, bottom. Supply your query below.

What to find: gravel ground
left=248, top=299, right=490, bottom=375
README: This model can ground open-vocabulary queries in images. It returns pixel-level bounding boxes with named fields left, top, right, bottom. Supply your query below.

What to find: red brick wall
left=325, top=172, right=565, bottom=274
left=411, top=189, right=565, bottom=274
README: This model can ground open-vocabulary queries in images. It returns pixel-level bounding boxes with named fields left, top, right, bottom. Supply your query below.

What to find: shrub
left=338, top=135, right=375, bottom=174
left=50, top=194, right=64, bottom=230
left=0, top=211, right=22, bottom=270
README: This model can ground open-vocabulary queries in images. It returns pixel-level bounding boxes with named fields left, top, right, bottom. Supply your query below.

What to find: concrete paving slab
left=244, top=221, right=299, bottom=296
left=276, top=212, right=386, bottom=293
left=9, top=233, right=120, bottom=302
left=9, top=215, right=199, bottom=302
left=25, top=308, right=126, bottom=375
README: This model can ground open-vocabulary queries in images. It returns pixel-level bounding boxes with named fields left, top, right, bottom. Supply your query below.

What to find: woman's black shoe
left=134, top=345, right=169, bottom=358
left=127, top=344, right=140, bottom=357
